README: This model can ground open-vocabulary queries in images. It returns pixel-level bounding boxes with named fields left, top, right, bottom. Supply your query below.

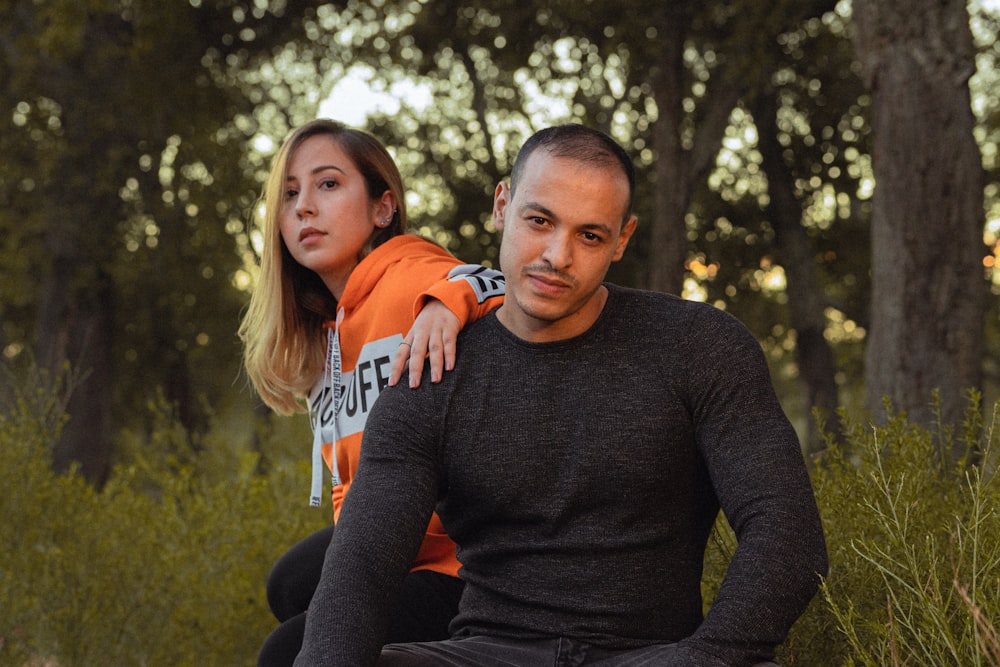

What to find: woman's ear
left=374, top=190, right=396, bottom=227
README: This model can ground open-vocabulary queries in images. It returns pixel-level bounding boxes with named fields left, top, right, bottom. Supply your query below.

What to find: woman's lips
left=299, top=227, right=325, bottom=242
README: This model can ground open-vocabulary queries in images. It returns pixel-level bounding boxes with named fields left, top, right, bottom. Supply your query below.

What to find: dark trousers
left=257, top=525, right=463, bottom=667
left=379, top=636, right=782, bottom=666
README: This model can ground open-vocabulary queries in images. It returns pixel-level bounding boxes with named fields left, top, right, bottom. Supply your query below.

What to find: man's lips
left=526, top=272, right=572, bottom=292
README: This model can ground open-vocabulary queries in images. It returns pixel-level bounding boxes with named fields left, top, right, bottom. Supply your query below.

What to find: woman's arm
left=390, top=299, right=460, bottom=388
left=390, top=264, right=503, bottom=387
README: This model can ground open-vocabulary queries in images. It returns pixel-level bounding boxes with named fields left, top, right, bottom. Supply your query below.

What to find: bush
left=0, top=369, right=325, bottom=666
left=701, top=392, right=1000, bottom=666
left=3, top=369, right=998, bottom=666
left=791, top=393, right=998, bottom=666
left=813, top=394, right=1000, bottom=666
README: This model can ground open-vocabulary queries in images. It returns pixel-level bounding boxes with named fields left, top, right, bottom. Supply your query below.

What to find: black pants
left=380, top=636, right=782, bottom=666
left=257, top=525, right=464, bottom=667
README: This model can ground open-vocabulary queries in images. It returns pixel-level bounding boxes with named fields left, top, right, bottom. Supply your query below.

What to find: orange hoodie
left=307, top=234, right=503, bottom=576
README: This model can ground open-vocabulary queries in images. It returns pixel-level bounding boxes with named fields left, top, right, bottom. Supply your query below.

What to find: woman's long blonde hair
left=238, top=119, right=408, bottom=414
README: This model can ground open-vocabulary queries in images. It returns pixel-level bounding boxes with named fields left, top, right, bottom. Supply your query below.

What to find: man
left=295, top=124, right=828, bottom=667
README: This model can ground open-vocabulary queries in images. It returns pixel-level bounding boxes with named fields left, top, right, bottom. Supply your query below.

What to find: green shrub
left=814, top=394, right=1000, bottom=666
left=790, top=393, right=998, bottom=666
left=0, top=371, right=325, bottom=666
left=701, top=393, right=999, bottom=666
left=4, top=369, right=998, bottom=666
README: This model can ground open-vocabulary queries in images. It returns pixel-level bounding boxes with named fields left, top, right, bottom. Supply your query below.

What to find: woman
left=239, top=119, right=503, bottom=665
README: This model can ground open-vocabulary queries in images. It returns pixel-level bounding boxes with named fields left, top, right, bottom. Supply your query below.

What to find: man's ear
left=612, top=215, right=638, bottom=262
left=492, top=182, right=509, bottom=232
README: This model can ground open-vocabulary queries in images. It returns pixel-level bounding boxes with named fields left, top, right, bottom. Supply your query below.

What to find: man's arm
left=673, top=309, right=828, bottom=666
left=294, top=387, right=443, bottom=667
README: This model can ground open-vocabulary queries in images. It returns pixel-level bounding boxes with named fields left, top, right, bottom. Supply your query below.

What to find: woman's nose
left=295, top=192, right=315, bottom=218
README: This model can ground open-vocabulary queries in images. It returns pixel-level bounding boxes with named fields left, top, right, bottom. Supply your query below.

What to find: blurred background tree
left=855, top=0, right=988, bottom=447
left=0, top=0, right=997, bottom=475
left=0, top=0, right=342, bottom=482
left=307, top=0, right=998, bottom=456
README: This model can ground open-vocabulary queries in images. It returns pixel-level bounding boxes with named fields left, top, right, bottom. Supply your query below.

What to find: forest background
left=1, top=0, right=1000, bottom=665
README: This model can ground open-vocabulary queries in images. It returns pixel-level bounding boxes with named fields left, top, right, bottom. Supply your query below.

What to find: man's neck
left=496, top=285, right=609, bottom=343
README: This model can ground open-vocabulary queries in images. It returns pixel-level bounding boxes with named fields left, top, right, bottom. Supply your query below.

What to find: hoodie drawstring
left=309, top=307, right=345, bottom=507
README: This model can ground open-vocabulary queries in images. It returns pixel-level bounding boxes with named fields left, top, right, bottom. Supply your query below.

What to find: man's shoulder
left=606, top=283, right=721, bottom=319
left=454, top=308, right=503, bottom=348
left=605, top=284, right=752, bottom=339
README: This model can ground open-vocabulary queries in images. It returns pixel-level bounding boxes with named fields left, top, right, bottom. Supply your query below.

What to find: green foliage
left=0, top=0, right=342, bottom=481
left=0, top=373, right=325, bottom=665
left=707, top=392, right=1000, bottom=665
left=811, top=394, right=1000, bottom=666
left=6, top=372, right=1000, bottom=665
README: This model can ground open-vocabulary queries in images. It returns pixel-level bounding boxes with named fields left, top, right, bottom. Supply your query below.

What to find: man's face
left=492, top=149, right=637, bottom=342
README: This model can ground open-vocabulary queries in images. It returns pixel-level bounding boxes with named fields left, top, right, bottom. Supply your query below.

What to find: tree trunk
left=35, top=184, right=116, bottom=485
left=32, top=13, right=126, bottom=485
left=854, top=0, right=985, bottom=447
left=648, top=7, right=691, bottom=296
left=648, top=4, right=748, bottom=295
left=755, top=93, right=843, bottom=455
left=646, top=0, right=838, bottom=296
left=37, top=266, right=115, bottom=485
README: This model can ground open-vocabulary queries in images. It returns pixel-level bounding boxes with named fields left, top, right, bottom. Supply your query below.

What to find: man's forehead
left=513, top=153, right=630, bottom=206
left=518, top=150, right=627, bottom=187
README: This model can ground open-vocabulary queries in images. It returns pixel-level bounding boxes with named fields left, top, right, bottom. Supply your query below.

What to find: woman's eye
left=320, top=179, right=338, bottom=190
left=284, top=188, right=298, bottom=199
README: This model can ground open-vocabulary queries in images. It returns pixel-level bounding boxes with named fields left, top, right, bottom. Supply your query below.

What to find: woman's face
left=279, top=134, right=389, bottom=299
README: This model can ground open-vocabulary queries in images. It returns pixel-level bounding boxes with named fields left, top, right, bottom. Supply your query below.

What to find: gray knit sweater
left=295, top=284, right=828, bottom=667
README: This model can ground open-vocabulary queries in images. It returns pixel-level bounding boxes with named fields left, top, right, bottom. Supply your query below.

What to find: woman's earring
left=380, top=208, right=396, bottom=227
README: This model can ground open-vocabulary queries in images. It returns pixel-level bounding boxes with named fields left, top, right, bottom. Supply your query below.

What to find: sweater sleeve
left=672, top=308, right=828, bottom=666
left=295, top=384, right=444, bottom=667
left=415, top=264, right=504, bottom=323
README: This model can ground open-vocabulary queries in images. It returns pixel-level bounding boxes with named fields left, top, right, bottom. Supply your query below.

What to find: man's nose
left=541, top=232, right=573, bottom=270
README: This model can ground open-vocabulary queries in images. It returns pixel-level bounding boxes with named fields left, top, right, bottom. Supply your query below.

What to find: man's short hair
left=510, top=124, right=636, bottom=222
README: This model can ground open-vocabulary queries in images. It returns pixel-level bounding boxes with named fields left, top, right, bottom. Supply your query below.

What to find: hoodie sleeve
left=415, top=264, right=504, bottom=324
